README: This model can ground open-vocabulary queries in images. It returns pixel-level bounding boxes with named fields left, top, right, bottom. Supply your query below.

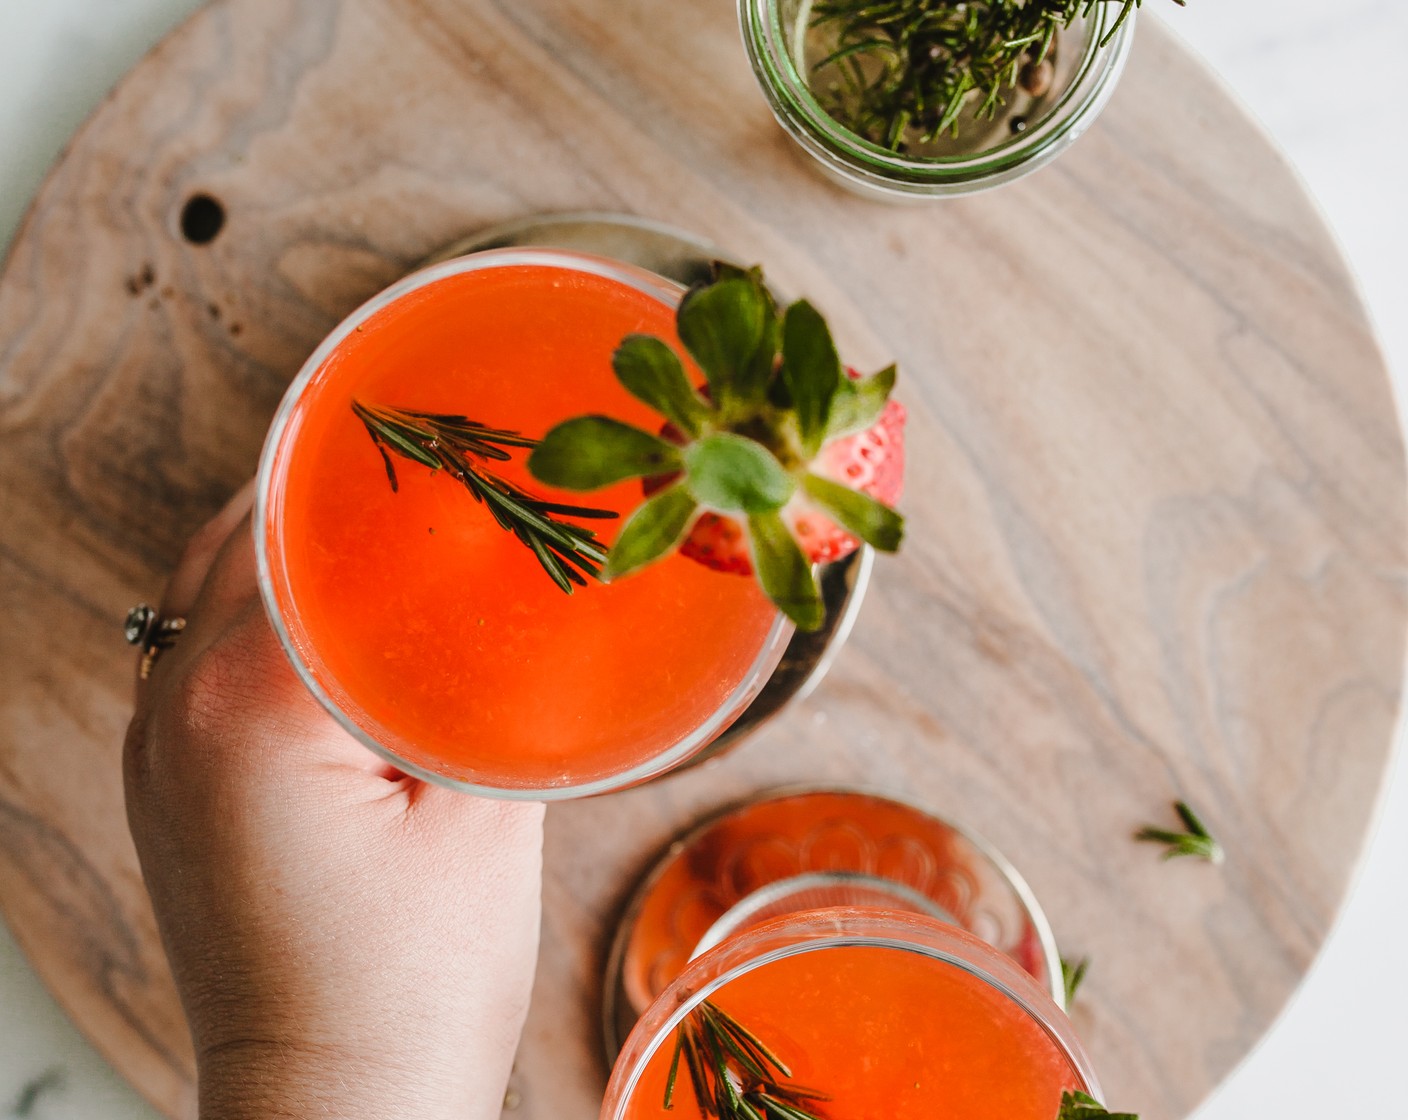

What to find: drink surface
left=265, top=262, right=777, bottom=789
left=621, top=941, right=1083, bottom=1120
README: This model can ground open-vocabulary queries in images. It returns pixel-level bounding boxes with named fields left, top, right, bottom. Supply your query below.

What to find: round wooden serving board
left=0, top=3, right=1403, bottom=1118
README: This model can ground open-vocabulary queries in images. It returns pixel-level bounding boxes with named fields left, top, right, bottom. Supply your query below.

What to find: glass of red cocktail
left=603, top=907, right=1099, bottom=1120
left=599, top=789, right=1118, bottom=1120
left=256, top=247, right=792, bottom=798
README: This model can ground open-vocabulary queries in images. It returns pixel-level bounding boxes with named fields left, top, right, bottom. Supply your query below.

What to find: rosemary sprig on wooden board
left=806, top=0, right=1185, bottom=150
left=665, top=1000, right=831, bottom=1120
left=1061, top=955, right=1090, bottom=1004
left=1135, top=800, right=1224, bottom=864
left=352, top=401, right=617, bottom=593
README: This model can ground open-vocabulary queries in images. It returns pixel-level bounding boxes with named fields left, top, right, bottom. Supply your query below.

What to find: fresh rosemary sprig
left=352, top=400, right=617, bottom=594
left=806, top=0, right=1185, bottom=150
left=1061, top=954, right=1090, bottom=1004
left=665, top=1000, right=831, bottom=1120
left=1135, top=800, right=1224, bottom=864
left=1059, top=1090, right=1139, bottom=1119
left=665, top=1002, right=1140, bottom=1120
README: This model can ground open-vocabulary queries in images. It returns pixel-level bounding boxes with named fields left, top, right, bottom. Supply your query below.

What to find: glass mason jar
left=601, top=907, right=1101, bottom=1120
left=256, top=247, right=792, bottom=800
left=739, top=0, right=1136, bottom=200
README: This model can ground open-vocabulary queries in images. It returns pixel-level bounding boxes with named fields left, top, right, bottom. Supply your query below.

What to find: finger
left=185, top=509, right=261, bottom=634
left=160, top=529, right=393, bottom=780
left=154, top=596, right=402, bottom=782
left=135, top=497, right=258, bottom=699
left=158, top=478, right=257, bottom=620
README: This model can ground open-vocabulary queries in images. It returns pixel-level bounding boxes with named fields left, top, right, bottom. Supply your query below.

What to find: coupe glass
left=603, top=906, right=1100, bottom=1120
left=256, top=248, right=792, bottom=799
left=601, top=790, right=1103, bottom=1119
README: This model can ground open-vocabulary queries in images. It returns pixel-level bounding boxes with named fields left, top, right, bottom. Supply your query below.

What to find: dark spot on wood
left=124, top=262, right=156, bottom=295
left=208, top=302, right=221, bottom=320
left=229, top=322, right=243, bottom=336
left=179, top=193, right=226, bottom=245
left=160, top=285, right=174, bottom=299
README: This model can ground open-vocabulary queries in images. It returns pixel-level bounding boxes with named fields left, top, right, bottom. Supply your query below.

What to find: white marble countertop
left=1, top=1, right=1405, bottom=1116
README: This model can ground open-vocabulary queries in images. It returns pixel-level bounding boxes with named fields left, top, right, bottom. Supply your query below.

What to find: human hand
left=123, top=481, right=544, bottom=1120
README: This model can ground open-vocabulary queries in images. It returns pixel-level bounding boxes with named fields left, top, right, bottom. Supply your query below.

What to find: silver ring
left=125, top=603, right=187, bottom=680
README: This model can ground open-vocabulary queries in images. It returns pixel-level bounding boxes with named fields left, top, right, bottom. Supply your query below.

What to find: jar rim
left=738, top=0, right=1137, bottom=197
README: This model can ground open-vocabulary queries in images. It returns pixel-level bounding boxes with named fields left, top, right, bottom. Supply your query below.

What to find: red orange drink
left=604, top=909, right=1096, bottom=1120
left=256, top=250, right=788, bottom=795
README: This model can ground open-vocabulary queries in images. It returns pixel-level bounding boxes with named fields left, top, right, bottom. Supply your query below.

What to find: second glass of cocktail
left=606, top=910, right=1100, bottom=1120
left=601, top=789, right=1129, bottom=1120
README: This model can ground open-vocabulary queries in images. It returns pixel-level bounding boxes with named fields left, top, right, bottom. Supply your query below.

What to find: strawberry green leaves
left=527, top=263, right=904, bottom=632
left=603, top=485, right=698, bottom=581
left=778, top=301, right=895, bottom=448
left=748, top=511, right=825, bottom=632
left=802, top=474, right=903, bottom=552
left=828, top=363, right=896, bottom=439
left=685, top=434, right=795, bottom=515
left=1058, top=1091, right=1139, bottom=1120
left=528, top=416, right=681, bottom=490
left=781, top=300, right=844, bottom=457
left=613, top=335, right=712, bottom=438
left=530, top=415, right=796, bottom=519
left=677, top=276, right=774, bottom=411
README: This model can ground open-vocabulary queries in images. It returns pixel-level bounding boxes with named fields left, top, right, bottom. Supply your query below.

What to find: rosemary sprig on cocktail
left=352, top=401, right=617, bottom=593
left=665, top=1000, right=831, bottom=1120
left=1135, top=800, right=1224, bottom=864
left=807, top=0, right=1185, bottom=150
left=667, top=1001, right=1142, bottom=1120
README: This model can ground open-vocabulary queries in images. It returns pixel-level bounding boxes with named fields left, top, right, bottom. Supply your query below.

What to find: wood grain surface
left=0, top=3, right=1403, bottom=1118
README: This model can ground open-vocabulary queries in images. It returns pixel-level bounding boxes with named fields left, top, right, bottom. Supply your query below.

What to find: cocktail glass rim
left=600, top=905, right=1102, bottom=1120
left=254, top=246, right=794, bottom=800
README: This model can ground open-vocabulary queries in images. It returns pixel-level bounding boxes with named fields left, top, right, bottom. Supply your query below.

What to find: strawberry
left=816, top=393, right=906, bottom=505
left=678, top=395, right=906, bottom=574
left=528, top=263, right=905, bottom=631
